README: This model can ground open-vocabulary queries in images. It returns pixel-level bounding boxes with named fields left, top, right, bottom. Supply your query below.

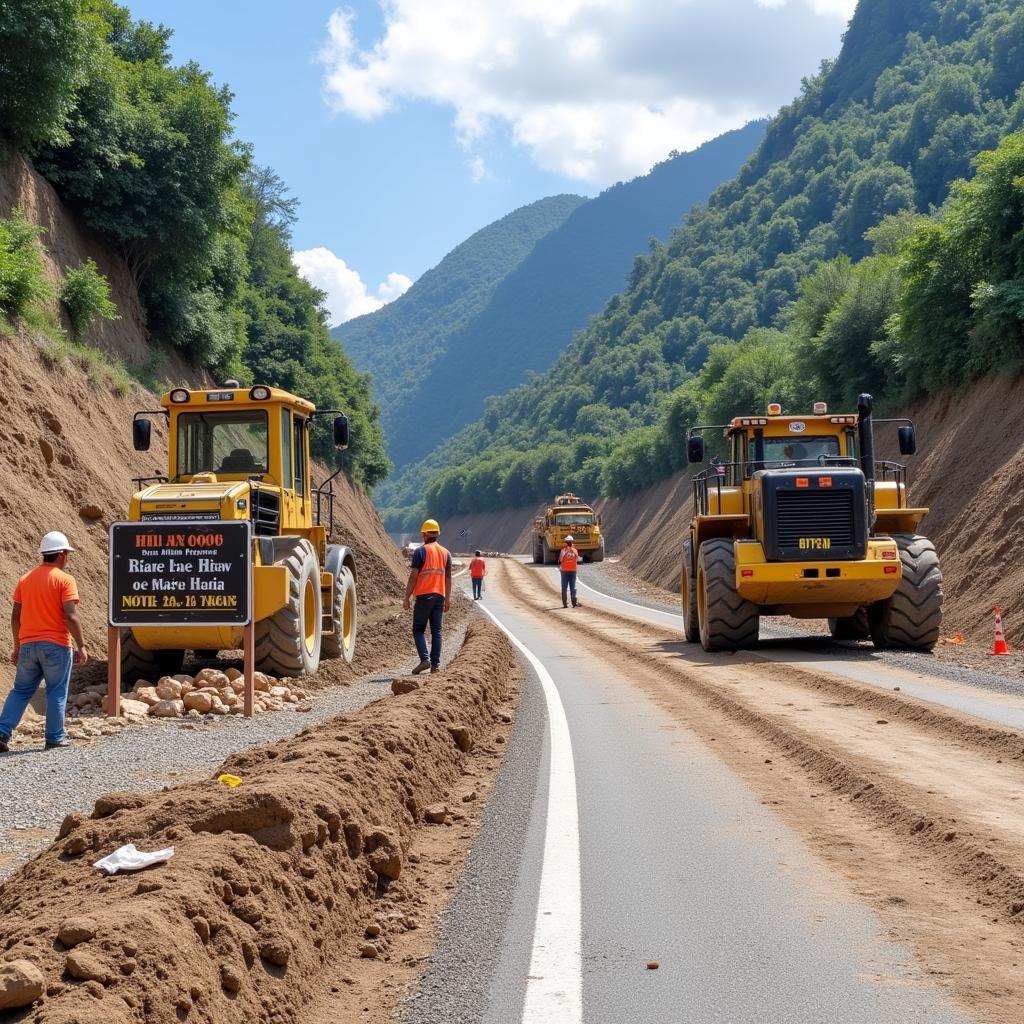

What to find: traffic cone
left=991, top=607, right=1009, bottom=656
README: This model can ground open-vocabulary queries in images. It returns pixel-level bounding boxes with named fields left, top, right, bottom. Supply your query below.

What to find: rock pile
left=7, top=671, right=310, bottom=747
left=124, top=669, right=308, bottom=720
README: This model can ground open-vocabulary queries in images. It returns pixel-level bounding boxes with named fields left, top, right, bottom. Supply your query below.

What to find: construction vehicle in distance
left=124, top=381, right=358, bottom=681
left=532, top=494, right=605, bottom=565
left=682, top=394, right=942, bottom=652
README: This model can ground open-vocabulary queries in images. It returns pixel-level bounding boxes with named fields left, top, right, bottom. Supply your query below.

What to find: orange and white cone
left=991, top=607, right=1009, bottom=656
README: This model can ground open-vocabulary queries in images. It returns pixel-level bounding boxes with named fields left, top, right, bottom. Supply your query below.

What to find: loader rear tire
left=828, top=608, right=870, bottom=641
left=869, top=534, right=943, bottom=651
left=681, top=537, right=699, bottom=643
left=697, top=538, right=759, bottom=652
left=255, top=538, right=322, bottom=677
left=120, top=631, right=184, bottom=686
left=532, top=537, right=543, bottom=564
left=321, top=565, right=357, bottom=664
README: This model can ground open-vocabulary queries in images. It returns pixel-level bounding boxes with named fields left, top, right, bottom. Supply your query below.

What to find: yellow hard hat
left=421, top=518, right=441, bottom=535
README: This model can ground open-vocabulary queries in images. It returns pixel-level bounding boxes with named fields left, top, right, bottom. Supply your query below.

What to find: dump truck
left=123, top=381, right=357, bottom=681
left=532, top=493, right=605, bottom=565
left=681, top=394, right=942, bottom=652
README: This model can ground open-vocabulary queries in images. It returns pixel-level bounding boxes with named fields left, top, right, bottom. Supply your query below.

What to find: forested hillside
left=374, top=121, right=766, bottom=477
left=392, top=0, right=1024, bottom=528
left=331, top=193, right=585, bottom=450
left=0, top=0, right=388, bottom=486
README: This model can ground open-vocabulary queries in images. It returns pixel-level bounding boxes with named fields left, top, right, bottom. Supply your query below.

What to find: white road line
left=476, top=600, right=583, bottom=1024
left=574, top=576, right=681, bottom=622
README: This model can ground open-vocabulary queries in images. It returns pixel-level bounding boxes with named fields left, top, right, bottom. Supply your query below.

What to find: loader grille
left=758, top=467, right=867, bottom=562
left=775, top=489, right=856, bottom=548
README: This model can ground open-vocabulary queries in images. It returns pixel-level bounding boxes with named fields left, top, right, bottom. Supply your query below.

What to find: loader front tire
left=255, top=538, right=322, bottom=677
left=869, top=534, right=943, bottom=651
left=681, top=537, right=700, bottom=643
left=589, top=539, right=606, bottom=563
left=543, top=540, right=558, bottom=565
left=697, top=538, right=759, bottom=652
left=321, top=564, right=357, bottom=664
left=532, top=536, right=544, bottom=564
left=120, top=631, right=184, bottom=686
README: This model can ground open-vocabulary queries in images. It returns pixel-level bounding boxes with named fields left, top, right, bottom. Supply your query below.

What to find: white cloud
left=292, top=248, right=412, bottom=326
left=320, top=0, right=854, bottom=187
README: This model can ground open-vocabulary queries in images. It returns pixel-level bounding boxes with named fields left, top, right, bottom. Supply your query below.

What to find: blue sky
left=125, top=1, right=855, bottom=324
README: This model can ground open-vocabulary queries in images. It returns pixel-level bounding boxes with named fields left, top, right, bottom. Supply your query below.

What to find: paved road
left=406, top=567, right=972, bottom=1024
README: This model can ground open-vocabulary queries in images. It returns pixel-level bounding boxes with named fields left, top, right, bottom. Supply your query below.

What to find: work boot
left=0, top=735, right=9, bottom=753
left=44, top=738, right=71, bottom=750
left=411, top=660, right=431, bottom=675
left=430, top=665, right=440, bottom=674
left=562, top=602, right=568, bottom=609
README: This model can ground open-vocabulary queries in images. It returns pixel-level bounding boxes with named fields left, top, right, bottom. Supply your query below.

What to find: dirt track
left=497, top=557, right=1024, bottom=1024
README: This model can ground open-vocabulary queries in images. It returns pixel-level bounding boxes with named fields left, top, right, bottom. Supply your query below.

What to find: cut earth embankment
left=0, top=619, right=517, bottom=1023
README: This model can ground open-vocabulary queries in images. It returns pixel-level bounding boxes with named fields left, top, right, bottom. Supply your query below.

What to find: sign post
left=108, top=521, right=253, bottom=715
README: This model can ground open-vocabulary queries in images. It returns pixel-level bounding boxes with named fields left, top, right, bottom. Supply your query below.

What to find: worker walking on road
left=0, top=532, right=88, bottom=753
left=469, top=550, right=487, bottom=600
left=403, top=518, right=452, bottom=675
left=559, top=535, right=581, bottom=609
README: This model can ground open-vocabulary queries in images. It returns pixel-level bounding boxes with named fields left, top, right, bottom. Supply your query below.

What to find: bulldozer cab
left=133, top=383, right=349, bottom=536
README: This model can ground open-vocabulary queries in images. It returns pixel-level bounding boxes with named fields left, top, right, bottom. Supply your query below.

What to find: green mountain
left=377, top=121, right=767, bottom=476
left=331, top=193, right=586, bottom=447
left=397, top=0, right=1024, bottom=525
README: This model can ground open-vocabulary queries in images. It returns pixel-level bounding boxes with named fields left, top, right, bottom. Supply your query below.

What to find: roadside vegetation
left=384, top=0, right=1024, bottom=526
left=0, top=0, right=388, bottom=486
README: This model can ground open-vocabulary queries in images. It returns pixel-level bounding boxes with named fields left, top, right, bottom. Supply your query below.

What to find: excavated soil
left=0, top=619, right=518, bottom=1023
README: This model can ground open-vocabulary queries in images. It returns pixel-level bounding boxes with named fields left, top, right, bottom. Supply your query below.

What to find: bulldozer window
left=293, top=415, right=306, bottom=496
left=749, top=435, right=839, bottom=468
left=177, top=411, right=268, bottom=478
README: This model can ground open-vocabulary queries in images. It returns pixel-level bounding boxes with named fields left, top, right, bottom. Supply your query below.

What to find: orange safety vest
left=470, top=558, right=486, bottom=578
left=559, top=545, right=579, bottom=571
left=414, top=542, right=450, bottom=598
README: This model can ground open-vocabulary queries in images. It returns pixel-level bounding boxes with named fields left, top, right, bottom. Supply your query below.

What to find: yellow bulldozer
left=532, top=493, right=605, bottom=564
left=123, top=381, right=357, bottom=680
left=682, top=394, right=942, bottom=652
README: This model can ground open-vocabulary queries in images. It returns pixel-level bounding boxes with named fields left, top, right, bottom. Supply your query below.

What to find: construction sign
left=108, top=521, right=252, bottom=627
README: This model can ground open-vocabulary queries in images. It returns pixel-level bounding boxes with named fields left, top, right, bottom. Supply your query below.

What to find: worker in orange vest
left=559, top=535, right=580, bottom=609
left=403, top=518, right=452, bottom=674
left=469, top=550, right=486, bottom=600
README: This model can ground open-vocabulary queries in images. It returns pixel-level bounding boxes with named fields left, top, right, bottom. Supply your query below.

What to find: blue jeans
left=561, top=571, right=578, bottom=606
left=0, top=641, right=73, bottom=745
left=413, top=594, right=445, bottom=667
left=472, top=577, right=483, bottom=599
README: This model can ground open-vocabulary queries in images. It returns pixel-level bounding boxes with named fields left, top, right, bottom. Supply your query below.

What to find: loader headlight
left=249, top=386, right=270, bottom=401
left=169, top=388, right=190, bottom=403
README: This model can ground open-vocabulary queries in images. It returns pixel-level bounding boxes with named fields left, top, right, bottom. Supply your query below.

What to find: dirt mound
left=0, top=620, right=516, bottom=1023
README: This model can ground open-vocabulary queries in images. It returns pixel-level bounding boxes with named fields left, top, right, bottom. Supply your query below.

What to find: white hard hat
left=39, top=531, right=75, bottom=554
left=565, top=535, right=574, bottom=542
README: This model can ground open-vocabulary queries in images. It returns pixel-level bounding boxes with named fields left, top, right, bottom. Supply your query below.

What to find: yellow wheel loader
left=682, top=394, right=942, bottom=652
left=123, top=381, right=358, bottom=681
left=531, top=494, right=605, bottom=564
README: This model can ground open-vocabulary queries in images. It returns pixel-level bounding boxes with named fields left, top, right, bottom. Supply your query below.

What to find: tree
left=0, top=0, right=97, bottom=150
